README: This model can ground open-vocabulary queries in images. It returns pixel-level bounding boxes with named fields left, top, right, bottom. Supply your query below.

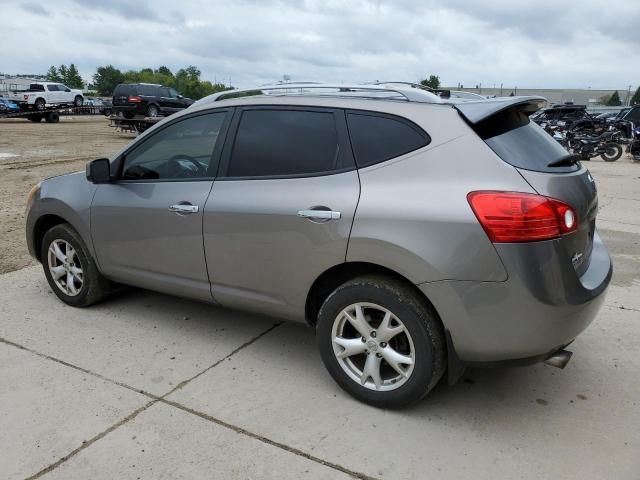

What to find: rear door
left=467, top=104, right=598, bottom=274
left=91, top=110, right=231, bottom=301
left=203, top=106, right=359, bottom=320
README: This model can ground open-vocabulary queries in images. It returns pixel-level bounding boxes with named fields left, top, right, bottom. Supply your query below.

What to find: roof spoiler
left=454, top=96, right=547, bottom=124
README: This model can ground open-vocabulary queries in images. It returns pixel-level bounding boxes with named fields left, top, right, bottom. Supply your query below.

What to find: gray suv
left=25, top=84, right=612, bottom=408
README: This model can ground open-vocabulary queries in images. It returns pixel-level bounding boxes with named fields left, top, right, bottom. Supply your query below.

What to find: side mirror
left=65, top=88, right=71, bottom=92
left=86, top=158, right=111, bottom=183
left=177, top=94, right=183, bottom=99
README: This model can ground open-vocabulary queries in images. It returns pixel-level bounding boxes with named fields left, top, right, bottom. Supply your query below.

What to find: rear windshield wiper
left=547, top=154, right=581, bottom=167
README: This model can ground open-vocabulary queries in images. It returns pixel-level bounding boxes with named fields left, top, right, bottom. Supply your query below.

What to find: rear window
left=30, top=84, right=45, bottom=91
left=114, top=84, right=136, bottom=96
left=347, top=112, right=429, bottom=168
left=477, top=109, right=578, bottom=173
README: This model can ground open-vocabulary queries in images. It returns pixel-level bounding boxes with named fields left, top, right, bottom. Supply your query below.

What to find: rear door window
left=226, top=109, right=343, bottom=178
left=346, top=112, right=430, bottom=168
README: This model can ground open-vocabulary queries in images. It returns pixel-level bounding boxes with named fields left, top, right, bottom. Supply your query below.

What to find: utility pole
left=500, top=83, right=503, bottom=96
left=625, top=85, right=632, bottom=106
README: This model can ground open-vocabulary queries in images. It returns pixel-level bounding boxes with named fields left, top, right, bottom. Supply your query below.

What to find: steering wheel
left=167, top=154, right=207, bottom=178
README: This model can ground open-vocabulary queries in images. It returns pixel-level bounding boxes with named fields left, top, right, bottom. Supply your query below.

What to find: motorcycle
left=566, top=130, right=623, bottom=162
left=627, top=125, right=640, bottom=162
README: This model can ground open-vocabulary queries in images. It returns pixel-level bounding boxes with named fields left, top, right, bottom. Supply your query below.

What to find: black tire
left=600, top=143, right=622, bottom=162
left=41, top=224, right=113, bottom=307
left=45, top=112, right=60, bottom=123
left=123, top=112, right=135, bottom=119
left=147, top=104, right=159, bottom=117
left=316, top=275, right=446, bottom=409
left=34, top=98, right=46, bottom=110
left=74, top=95, right=84, bottom=107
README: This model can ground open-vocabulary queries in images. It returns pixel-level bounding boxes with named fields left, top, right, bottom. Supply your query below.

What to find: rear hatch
left=456, top=97, right=598, bottom=275
left=113, top=84, right=136, bottom=106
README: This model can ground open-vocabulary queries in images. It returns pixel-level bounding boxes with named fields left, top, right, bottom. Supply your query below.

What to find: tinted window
left=114, top=84, right=135, bottom=96
left=481, top=110, right=578, bottom=173
left=626, top=108, right=640, bottom=122
left=139, top=85, right=158, bottom=96
left=347, top=113, right=429, bottom=167
left=122, top=113, right=226, bottom=180
left=228, top=110, right=340, bottom=177
left=30, top=84, right=45, bottom=91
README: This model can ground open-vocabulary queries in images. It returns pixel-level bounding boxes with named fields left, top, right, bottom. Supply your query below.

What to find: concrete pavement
left=0, top=158, right=639, bottom=479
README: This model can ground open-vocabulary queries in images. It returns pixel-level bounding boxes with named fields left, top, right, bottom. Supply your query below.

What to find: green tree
left=46, top=65, right=62, bottom=82
left=58, top=64, right=69, bottom=84
left=631, top=86, right=640, bottom=106
left=607, top=90, right=622, bottom=106
left=420, top=74, right=440, bottom=89
left=66, top=64, right=84, bottom=89
left=92, top=65, right=125, bottom=96
left=156, top=66, right=173, bottom=77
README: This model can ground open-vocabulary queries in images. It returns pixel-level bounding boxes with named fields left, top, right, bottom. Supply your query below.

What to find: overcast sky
left=2, top=0, right=638, bottom=90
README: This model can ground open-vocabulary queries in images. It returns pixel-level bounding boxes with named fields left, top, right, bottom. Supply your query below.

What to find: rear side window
left=347, top=112, right=429, bottom=168
left=228, top=109, right=340, bottom=177
left=139, top=85, right=157, bottom=96
left=479, top=109, right=578, bottom=173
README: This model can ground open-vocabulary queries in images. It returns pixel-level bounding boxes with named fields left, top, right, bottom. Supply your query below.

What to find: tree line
left=91, top=65, right=231, bottom=99
left=46, top=64, right=84, bottom=89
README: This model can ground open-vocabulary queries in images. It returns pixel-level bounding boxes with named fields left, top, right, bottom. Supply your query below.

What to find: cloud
left=20, top=1, right=50, bottom=16
left=1, top=0, right=638, bottom=90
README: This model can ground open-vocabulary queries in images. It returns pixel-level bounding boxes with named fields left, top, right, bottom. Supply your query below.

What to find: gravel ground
left=0, top=116, right=132, bottom=273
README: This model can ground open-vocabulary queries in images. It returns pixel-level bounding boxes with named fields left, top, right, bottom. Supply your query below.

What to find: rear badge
left=571, top=252, right=584, bottom=267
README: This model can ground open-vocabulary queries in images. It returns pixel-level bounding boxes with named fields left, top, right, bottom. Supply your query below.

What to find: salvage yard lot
left=1, top=117, right=639, bottom=479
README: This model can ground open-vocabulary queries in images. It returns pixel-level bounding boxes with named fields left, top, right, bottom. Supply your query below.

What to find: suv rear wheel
left=147, top=104, right=159, bottom=117
left=316, top=275, right=446, bottom=408
left=41, top=224, right=113, bottom=307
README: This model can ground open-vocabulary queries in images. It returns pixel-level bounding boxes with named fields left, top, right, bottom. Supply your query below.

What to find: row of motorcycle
left=540, top=118, right=640, bottom=163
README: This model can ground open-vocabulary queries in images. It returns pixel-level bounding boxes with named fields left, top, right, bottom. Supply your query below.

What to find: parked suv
left=112, top=83, right=193, bottom=118
left=25, top=84, right=611, bottom=408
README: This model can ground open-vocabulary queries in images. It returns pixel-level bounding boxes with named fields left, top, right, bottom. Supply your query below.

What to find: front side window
left=347, top=112, right=429, bottom=168
left=46, top=84, right=58, bottom=91
left=121, top=112, right=226, bottom=181
left=227, top=109, right=340, bottom=177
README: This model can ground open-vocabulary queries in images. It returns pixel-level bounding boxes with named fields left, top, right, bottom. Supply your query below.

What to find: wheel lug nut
left=380, top=342, right=387, bottom=348
left=361, top=337, right=366, bottom=343
left=376, top=353, right=382, bottom=358
left=371, top=331, right=377, bottom=338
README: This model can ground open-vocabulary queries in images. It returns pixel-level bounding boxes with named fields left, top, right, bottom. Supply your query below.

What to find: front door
left=91, top=110, right=231, bottom=301
left=203, top=107, right=360, bottom=319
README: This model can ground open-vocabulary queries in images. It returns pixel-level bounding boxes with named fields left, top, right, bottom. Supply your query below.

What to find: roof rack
left=193, top=82, right=444, bottom=107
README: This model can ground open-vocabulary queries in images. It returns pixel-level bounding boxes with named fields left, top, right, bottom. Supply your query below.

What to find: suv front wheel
left=41, top=224, right=113, bottom=307
left=316, top=275, right=446, bottom=408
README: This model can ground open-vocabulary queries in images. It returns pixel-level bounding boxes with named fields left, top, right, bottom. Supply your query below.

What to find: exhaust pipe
left=544, top=349, right=573, bottom=369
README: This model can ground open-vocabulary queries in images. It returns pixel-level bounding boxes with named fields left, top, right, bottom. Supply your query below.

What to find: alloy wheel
left=47, top=239, right=83, bottom=296
left=331, top=302, right=415, bottom=391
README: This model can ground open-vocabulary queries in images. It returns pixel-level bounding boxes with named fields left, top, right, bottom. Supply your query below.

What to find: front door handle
left=297, top=209, right=341, bottom=221
left=169, top=204, right=199, bottom=215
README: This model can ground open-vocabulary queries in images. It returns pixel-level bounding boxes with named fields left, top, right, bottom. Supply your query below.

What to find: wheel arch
left=305, top=261, right=442, bottom=327
left=31, top=214, right=70, bottom=262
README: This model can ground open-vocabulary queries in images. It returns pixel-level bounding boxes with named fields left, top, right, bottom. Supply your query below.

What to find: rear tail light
left=467, top=191, right=578, bottom=243
left=127, top=96, right=142, bottom=103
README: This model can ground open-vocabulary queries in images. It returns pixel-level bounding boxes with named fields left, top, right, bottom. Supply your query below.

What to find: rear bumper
left=420, top=230, right=612, bottom=363
left=112, top=104, right=147, bottom=115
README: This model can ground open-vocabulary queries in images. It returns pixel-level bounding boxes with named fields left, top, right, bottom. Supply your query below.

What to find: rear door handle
left=297, top=209, right=341, bottom=221
left=169, top=204, right=199, bottom=214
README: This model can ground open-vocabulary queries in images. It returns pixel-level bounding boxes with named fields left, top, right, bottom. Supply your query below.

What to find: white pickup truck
left=8, top=82, right=84, bottom=110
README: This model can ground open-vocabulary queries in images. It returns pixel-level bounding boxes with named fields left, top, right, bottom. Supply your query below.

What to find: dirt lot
left=0, top=117, right=132, bottom=273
